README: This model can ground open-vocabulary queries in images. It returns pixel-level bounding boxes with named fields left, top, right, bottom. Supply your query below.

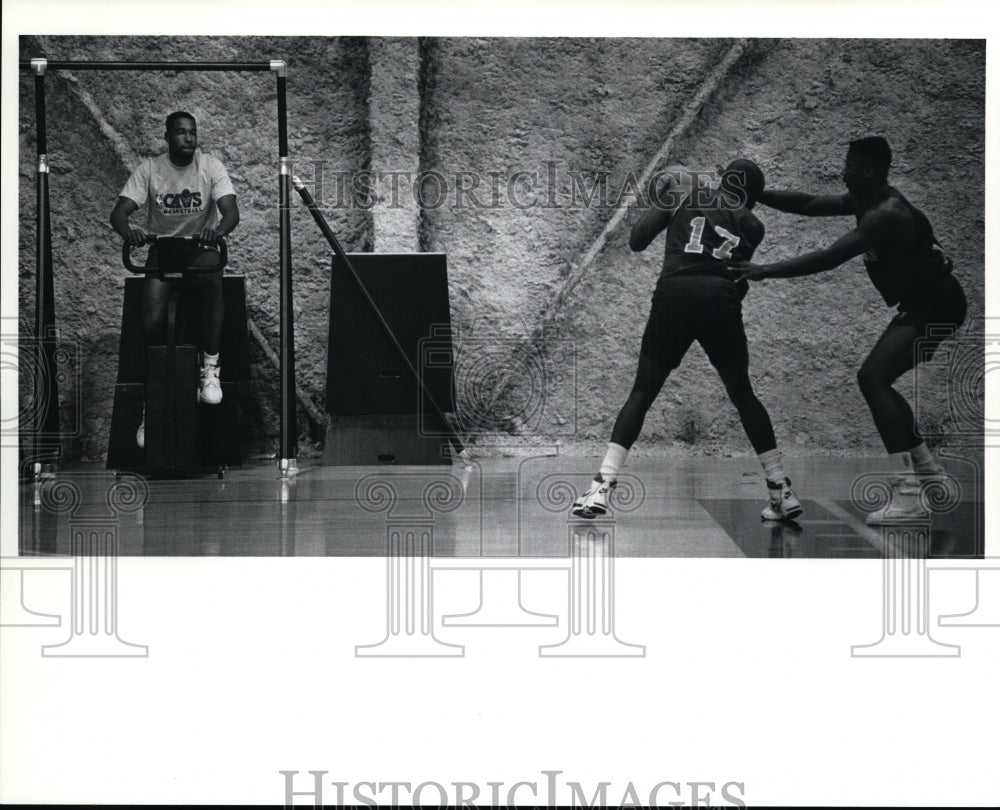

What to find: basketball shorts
left=893, top=273, right=967, bottom=358
left=641, top=274, right=749, bottom=371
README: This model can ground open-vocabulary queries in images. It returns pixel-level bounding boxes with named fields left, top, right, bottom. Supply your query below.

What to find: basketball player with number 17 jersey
left=572, top=160, right=802, bottom=523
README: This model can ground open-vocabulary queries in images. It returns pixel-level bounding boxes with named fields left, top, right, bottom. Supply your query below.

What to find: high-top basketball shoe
left=199, top=358, right=223, bottom=405
left=761, top=477, right=803, bottom=521
left=865, top=476, right=929, bottom=525
left=571, top=474, right=616, bottom=519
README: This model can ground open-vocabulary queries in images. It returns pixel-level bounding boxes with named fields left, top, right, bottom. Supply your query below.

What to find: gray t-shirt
left=119, top=150, right=235, bottom=237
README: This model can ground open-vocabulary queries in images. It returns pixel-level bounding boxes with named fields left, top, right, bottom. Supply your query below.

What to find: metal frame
left=19, top=58, right=299, bottom=479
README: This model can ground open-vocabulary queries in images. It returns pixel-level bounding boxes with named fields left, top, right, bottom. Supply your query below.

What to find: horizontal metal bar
left=19, top=60, right=275, bottom=72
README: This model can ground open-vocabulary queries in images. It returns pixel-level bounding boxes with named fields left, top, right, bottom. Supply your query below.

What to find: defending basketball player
left=734, top=137, right=966, bottom=524
left=572, top=160, right=802, bottom=522
left=110, top=111, right=240, bottom=448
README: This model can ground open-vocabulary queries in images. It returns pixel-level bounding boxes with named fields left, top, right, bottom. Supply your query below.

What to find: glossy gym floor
left=17, top=453, right=984, bottom=559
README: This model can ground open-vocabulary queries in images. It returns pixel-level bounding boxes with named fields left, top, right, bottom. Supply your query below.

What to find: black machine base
left=323, top=413, right=453, bottom=466
left=323, top=252, right=458, bottom=466
left=107, top=380, right=243, bottom=474
left=106, top=275, right=250, bottom=476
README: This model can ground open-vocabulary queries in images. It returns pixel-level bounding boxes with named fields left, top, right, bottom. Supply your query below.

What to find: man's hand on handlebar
left=199, top=227, right=223, bottom=245
left=124, top=227, right=148, bottom=247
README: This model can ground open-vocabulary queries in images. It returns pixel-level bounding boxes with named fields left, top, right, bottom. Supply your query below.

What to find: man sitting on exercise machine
left=110, top=110, right=239, bottom=448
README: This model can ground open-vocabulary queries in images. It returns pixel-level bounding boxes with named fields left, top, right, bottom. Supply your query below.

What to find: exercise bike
left=107, top=235, right=250, bottom=478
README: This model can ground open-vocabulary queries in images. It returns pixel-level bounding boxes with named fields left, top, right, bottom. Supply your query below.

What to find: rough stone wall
left=419, top=37, right=984, bottom=457
left=18, top=37, right=984, bottom=461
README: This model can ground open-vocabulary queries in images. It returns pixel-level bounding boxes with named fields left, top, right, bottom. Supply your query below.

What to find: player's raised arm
left=629, top=166, right=689, bottom=252
left=757, top=189, right=856, bottom=217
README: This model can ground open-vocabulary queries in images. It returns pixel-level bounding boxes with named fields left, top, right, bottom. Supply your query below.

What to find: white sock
left=598, top=443, right=629, bottom=482
left=886, top=451, right=919, bottom=486
left=203, top=352, right=220, bottom=367
left=888, top=451, right=911, bottom=470
left=909, top=442, right=941, bottom=474
left=758, top=448, right=785, bottom=484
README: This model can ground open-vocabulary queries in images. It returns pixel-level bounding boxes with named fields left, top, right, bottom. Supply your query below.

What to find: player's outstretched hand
left=729, top=261, right=770, bottom=282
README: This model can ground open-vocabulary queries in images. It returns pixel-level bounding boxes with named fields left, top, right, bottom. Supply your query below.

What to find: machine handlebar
left=122, top=235, right=228, bottom=274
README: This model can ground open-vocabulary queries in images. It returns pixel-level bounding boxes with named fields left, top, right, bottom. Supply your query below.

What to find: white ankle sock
left=888, top=451, right=911, bottom=470
left=203, top=352, right=220, bottom=367
left=758, top=448, right=785, bottom=484
left=598, top=443, right=629, bottom=481
left=908, top=442, right=941, bottom=474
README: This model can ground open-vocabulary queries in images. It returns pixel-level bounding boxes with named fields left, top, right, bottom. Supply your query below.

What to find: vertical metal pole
left=31, top=59, right=60, bottom=481
left=273, top=60, right=298, bottom=478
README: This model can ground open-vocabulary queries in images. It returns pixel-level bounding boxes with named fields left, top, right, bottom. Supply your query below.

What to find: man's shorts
left=893, top=273, right=968, bottom=359
left=641, top=273, right=750, bottom=371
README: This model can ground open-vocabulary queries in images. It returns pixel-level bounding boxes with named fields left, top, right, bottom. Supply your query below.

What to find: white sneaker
left=761, top=477, right=803, bottom=521
left=199, top=362, right=223, bottom=405
left=865, top=479, right=927, bottom=525
left=136, top=406, right=145, bottom=449
left=571, top=475, right=616, bottom=519
left=912, top=467, right=950, bottom=487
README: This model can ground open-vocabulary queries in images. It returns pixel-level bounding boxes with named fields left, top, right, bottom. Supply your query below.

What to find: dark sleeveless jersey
left=654, top=191, right=764, bottom=297
left=860, top=187, right=953, bottom=306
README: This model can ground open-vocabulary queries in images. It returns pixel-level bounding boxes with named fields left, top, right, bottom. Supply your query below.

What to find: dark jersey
left=654, top=190, right=764, bottom=298
left=860, top=187, right=952, bottom=306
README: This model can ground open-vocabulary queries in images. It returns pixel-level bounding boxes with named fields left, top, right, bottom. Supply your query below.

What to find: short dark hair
left=722, top=158, right=765, bottom=202
left=848, top=136, right=892, bottom=182
left=165, top=111, right=197, bottom=132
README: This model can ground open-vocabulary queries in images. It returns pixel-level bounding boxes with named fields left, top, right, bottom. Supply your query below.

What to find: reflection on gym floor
left=17, top=454, right=983, bottom=559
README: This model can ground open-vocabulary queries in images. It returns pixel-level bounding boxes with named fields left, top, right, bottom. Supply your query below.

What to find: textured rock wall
left=18, top=36, right=984, bottom=461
